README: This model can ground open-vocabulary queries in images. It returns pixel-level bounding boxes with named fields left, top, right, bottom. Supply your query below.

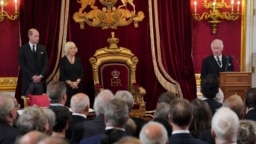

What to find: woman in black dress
left=60, top=41, right=83, bottom=106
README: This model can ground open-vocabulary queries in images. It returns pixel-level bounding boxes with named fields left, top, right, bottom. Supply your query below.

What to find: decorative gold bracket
left=192, top=0, right=240, bottom=34
left=73, top=0, right=145, bottom=29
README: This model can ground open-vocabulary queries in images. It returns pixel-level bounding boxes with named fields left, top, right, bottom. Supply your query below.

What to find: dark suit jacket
left=199, top=129, right=215, bottom=144
left=170, top=133, right=208, bottom=144
left=243, top=108, right=256, bottom=121
left=0, top=122, right=20, bottom=144
left=71, top=115, right=106, bottom=144
left=204, top=98, right=222, bottom=114
left=66, top=115, right=88, bottom=139
left=79, top=129, right=127, bottom=144
left=18, top=43, right=48, bottom=95
left=201, top=54, right=234, bottom=78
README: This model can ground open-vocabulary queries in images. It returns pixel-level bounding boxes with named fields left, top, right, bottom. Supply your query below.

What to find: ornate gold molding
left=0, top=77, right=17, bottom=92
left=73, top=0, right=145, bottom=29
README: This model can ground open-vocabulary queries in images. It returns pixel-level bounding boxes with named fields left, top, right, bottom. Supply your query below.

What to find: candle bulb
left=14, top=0, right=17, bottom=12
left=0, top=0, right=3, bottom=12
left=237, top=1, right=240, bottom=13
left=231, top=0, right=234, bottom=12
left=194, top=1, right=197, bottom=13
left=213, top=2, right=216, bottom=11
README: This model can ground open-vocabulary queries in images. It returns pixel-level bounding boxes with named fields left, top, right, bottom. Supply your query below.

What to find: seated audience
left=211, top=107, right=239, bottom=144
left=223, top=94, right=245, bottom=119
left=189, top=99, right=212, bottom=138
left=168, top=98, right=207, bottom=144
left=115, top=90, right=145, bottom=137
left=47, top=81, right=67, bottom=108
left=153, top=102, right=172, bottom=136
left=115, top=136, right=141, bottom=144
left=80, top=98, right=129, bottom=144
left=51, top=106, right=70, bottom=138
left=16, top=106, right=48, bottom=135
left=244, top=88, right=256, bottom=121
left=66, top=93, right=90, bottom=139
left=201, top=74, right=222, bottom=114
left=42, top=108, right=56, bottom=135
left=0, top=93, right=20, bottom=144
left=237, top=120, right=256, bottom=144
left=71, top=89, right=114, bottom=143
left=139, top=121, right=168, bottom=144
left=15, top=131, right=48, bottom=144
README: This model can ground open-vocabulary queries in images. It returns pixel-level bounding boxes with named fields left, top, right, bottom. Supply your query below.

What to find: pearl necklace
left=67, top=56, right=75, bottom=64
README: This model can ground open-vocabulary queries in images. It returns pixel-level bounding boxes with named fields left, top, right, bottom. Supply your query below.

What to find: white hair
left=140, top=121, right=168, bottom=144
left=211, top=107, right=239, bottom=143
left=115, top=90, right=134, bottom=110
left=93, top=89, right=114, bottom=115
left=211, top=39, right=224, bottom=50
left=63, top=41, right=77, bottom=56
left=70, top=93, right=90, bottom=113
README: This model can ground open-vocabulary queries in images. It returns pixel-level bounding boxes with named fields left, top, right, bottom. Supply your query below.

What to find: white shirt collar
left=172, top=130, right=190, bottom=134
left=72, top=112, right=87, bottom=119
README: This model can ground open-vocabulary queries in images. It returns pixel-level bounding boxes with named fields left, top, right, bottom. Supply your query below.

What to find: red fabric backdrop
left=10, top=0, right=198, bottom=110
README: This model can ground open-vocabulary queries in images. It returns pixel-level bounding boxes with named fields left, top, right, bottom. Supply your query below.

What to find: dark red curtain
left=15, top=0, right=196, bottom=110
left=15, top=0, right=62, bottom=106
left=155, top=1, right=197, bottom=101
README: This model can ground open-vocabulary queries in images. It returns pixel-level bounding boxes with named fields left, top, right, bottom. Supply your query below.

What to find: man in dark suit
left=0, top=94, right=20, bottom=144
left=66, top=93, right=90, bottom=139
left=244, top=88, right=256, bottom=121
left=80, top=98, right=129, bottom=144
left=18, top=28, right=48, bottom=96
left=70, top=89, right=114, bottom=144
left=201, top=39, right=234, bottom=78
left=169, top=98, right=207, bottom=144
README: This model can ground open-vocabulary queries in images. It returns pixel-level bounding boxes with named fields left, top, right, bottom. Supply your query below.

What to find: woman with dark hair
left=189, top=99, right=212, bottom=138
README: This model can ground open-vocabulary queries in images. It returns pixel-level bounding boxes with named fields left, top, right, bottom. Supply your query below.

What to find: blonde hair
left=63, top=41, right=77, bottom=56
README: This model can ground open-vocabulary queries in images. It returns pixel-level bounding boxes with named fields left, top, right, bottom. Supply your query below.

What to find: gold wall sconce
left=192, top=0, right=240, bottom=34
left=0, top=0, right=19, bottom=22
left=73, top=0, right=145, bottom=29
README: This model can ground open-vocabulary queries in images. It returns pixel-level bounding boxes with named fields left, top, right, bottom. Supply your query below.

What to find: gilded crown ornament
left=73, top=0, right=145, bottom=29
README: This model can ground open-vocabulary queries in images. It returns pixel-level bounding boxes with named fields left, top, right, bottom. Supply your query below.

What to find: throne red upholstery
left=89, top=32, right=146, bottom=118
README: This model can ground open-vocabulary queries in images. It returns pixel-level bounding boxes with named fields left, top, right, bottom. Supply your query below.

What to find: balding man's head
left=70, top=93, right=90, bottom=114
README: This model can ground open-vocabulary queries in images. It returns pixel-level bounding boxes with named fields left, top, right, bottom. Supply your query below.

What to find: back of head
left=105, top=98, right=129, bottom=127
left=154, top=102, right=170, bottom=120
left=70, top=93, right=90, bottom=113
left=37, top=136, right=69, bottom=144
left=16, top=106, right=48, bottom=134
left=211, top=107, right=239, bottom=143
left=246, top=88, right=256, bottom=108
left=139, top=121, right=168, bottom=144
left=169, top=98, right=192, bottom=128
left=17, top=131, right=48, bottom=144
left=47, top=81, right=66, bottom=103
left=237, top=120, right=256, bottom=144
left=93, top=89, right=114, bottom=115
left=115, top=90, right=134, bottom=110
left=190, top=99, right=212, bottom=137
left=115, top=136, right=141, bottom=144
left=223, top=94, right=244, bottom=119
left=51, top=106, right=70, bottom=133
left=201, top=74, right=219, bottom=99
left=158, top=91, right=177, bottom=104
left=42, top=108, right=56, bottom=134
left=0, top=93, right=15, bottom=122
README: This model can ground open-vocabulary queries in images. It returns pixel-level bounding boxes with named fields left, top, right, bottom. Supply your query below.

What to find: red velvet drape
left=15, top=0, right=62, bottom=106
left=156, top=1, right=197, bottom=101
left=15, top=0, right=196, bottom=110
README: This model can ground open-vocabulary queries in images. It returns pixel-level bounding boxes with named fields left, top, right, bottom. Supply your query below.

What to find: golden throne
left=89, top=32, right=146, bottom=118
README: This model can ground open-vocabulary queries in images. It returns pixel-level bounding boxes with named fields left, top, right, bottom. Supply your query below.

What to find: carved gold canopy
left=73, top=0, right=145, bottom=29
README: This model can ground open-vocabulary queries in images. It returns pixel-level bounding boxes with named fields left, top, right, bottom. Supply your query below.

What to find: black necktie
left=32, top=45, right=36, bottom=53
left=216, top=56, right=221, bottom=67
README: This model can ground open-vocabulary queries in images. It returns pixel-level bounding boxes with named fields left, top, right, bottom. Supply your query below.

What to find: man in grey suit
left=18, top=28, right=48, bottom=96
